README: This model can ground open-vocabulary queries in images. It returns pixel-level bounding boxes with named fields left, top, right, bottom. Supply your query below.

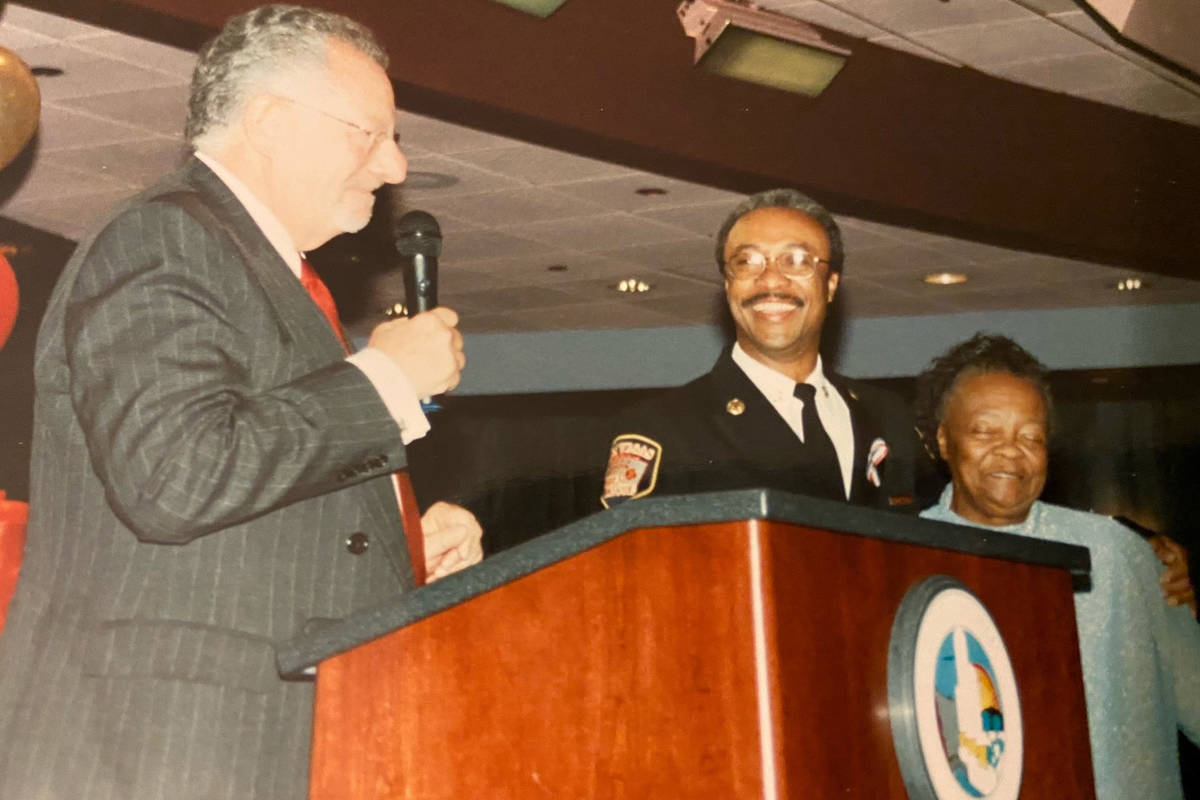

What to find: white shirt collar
left=194, top=150, right=303, bottom=278
left=731, top=342, right=831, bottom=403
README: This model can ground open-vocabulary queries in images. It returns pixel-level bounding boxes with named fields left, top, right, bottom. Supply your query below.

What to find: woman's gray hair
left=185, top=4, right=387, bottom=146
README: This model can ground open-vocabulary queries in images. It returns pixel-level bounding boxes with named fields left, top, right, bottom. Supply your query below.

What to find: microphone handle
left=405, top=253, right=441, bottom=411
left=408, top=253, right=438, bottom=314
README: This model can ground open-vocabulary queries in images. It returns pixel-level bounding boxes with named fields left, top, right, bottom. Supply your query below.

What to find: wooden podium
left=278, top=490, right=1096, bottom=799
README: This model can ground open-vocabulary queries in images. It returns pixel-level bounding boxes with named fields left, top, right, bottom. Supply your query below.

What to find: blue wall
left=456, top=303, right=1200, bottom=394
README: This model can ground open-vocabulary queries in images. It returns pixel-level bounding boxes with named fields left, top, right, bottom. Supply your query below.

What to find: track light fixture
left=677, top=0, right=850, bottom=97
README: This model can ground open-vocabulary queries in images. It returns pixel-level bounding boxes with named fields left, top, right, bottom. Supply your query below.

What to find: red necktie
left=300, top=259, right=352, bottom=352
left=299, top=258, right=428, bottom=586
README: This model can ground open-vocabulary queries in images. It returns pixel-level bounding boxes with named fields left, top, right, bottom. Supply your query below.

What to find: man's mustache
left=741, top=292, right=805, bottom=309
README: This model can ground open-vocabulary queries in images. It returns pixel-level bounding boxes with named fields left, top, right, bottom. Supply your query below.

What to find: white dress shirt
left=731, top=344, right=855, bottom=498
left=194, top=151, right=429, bottom=443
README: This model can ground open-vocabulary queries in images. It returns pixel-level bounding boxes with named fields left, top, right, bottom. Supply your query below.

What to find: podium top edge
left=276, top=489, right=1090, bottom=678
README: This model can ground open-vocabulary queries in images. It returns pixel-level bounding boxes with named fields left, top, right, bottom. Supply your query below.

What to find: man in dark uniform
left=601, top=188, right=913, bottom=510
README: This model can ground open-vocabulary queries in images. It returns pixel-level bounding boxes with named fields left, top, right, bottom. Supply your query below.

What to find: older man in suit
left=602, top=189, right=915, bottom=510
left=0, top=6, right=481, bottom=799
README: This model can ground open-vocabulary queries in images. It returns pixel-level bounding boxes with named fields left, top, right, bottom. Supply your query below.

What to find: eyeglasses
left=724, top=246, right=830, bottom=281
left=278, top=95, right=400, bottom=154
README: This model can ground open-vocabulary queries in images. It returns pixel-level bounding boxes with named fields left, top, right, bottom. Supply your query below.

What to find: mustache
left=741, top=292, right=804, bottom=309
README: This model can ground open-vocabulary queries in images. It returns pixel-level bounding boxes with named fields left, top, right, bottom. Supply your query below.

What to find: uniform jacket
left=603, top=348, right=914, bottom=510
left=0, top=158, right=414, bottom=800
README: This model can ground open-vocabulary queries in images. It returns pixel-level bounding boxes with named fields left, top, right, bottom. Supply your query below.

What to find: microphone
left=394, top=210, right=443, bottom=411
left=394, top=209, right=441, bottom=316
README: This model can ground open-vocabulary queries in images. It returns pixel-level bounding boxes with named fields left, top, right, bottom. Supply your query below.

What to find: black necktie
left=793, top=383, right=841, bottom=485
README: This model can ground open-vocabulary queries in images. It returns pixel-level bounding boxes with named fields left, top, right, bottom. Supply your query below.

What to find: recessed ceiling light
left=923, top=272, right=968, bottom=286
left=1115, top=278, right=1147, bottom=291
left=615, top=278, right=652, bottom=293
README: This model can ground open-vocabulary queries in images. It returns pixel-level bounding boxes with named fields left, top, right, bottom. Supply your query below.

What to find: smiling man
left=601, top=188, right=913, bottom=510
left=0, top=6, right=483, bottom=799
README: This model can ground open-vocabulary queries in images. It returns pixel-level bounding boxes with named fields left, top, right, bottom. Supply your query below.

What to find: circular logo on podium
left=887, top=576, right=1023, bottom=800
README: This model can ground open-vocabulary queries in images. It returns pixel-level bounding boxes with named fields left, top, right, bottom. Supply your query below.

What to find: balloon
left=0, top=253, right=17, bottom=351
left=0, top=46, right=40, bottom=171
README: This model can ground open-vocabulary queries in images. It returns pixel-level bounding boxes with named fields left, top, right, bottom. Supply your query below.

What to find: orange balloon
left=0, top=46, right=40, bottom=171
left=0, top=254, right=18, bottom=351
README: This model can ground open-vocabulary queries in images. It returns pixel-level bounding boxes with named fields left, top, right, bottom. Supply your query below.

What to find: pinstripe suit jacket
left=0, top=158, right=415, bottom=799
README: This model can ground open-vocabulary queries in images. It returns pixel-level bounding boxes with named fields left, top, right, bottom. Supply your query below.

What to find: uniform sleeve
left=63, top=201, right=407, bottom=543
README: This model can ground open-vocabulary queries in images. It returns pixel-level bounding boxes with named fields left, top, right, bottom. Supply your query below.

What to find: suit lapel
left=182, top=159, right=350, bottom=365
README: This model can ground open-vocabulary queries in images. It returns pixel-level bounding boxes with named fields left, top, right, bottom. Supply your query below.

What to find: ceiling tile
left=29, top=103, right=155, bottom=152
left=11, top=42, right=183, bottom=102
left=396, top=111, right=527, bottom=154
left=604, top=238, right=722, bottom=279
left=863, top=34, right=960, bottom=65
left=61, top=85, right=190, bottom=138
left=450, top=251, right=646, bottom=286
left=0, top=4, right=108, bottom=40
left=72, top=31, right=196, bottom=78
left=400, top=153, right=526, bottom=197
left=836, top=0, right=1032, bottom=35
left=437, top=228, right=557, bottom=262
left=50, top=138, right=190, bottom=188
left=550, top=174, right=741, bottom=213
left=759, top=1, right=890, bottom=40
left=1084, top=79, right=1200, bottom=115
left=506, top=213, right=699, bottom=252
left=0, top=21, right=54, bottom=51
left=448, top=142, right=637, bottom=186
left=1006, top=0, right=1079, bottom=13
left=909, top=17, right=1099, bottom=69
left=993, top=51, right=1157, bottom=95
left=636, top=200, right=731, bottom=237
left=553, top=269, right=719, bottom=302
left=424, top=186, right=608, bottom=227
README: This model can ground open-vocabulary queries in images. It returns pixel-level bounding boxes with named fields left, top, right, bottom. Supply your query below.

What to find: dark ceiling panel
left=28, top=0, right=1200, bottom=279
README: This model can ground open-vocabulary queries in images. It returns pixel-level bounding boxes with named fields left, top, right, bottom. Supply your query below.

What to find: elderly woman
left=916, top=333, right=1200, bottom=800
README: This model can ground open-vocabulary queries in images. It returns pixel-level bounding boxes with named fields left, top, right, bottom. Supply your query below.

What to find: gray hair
left=185, top=4, right=388, bottom=146
left=713, top=188, right=844, bottom=275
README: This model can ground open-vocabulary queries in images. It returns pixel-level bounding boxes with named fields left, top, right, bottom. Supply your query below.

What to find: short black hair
left=915, top=333, right=1053, bottom=461
left=713, top=188, right=844, bottom=275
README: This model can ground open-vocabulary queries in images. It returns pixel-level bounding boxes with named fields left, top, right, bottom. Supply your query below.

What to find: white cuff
left=347, top=347, right=431, bottom=444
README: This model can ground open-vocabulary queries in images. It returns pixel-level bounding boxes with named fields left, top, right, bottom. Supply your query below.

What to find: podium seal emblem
left=887, top=576, right=1023, bottom=800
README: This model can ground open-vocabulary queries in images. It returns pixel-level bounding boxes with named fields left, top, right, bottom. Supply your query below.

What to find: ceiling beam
left=24, top=0, right=1200, bottom=280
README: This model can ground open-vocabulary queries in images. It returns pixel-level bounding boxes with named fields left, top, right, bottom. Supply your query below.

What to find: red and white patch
left=601, top=434, right=663, bottom=509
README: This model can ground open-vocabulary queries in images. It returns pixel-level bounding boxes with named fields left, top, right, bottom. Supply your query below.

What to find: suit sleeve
left=61, top=201, right=407, bottom=543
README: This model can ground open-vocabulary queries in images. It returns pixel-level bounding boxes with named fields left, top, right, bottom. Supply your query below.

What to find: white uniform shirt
left=731, top=344, right=855, bottom=498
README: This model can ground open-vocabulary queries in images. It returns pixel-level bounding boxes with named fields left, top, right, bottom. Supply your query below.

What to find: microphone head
left=394, top=210, right=442, bottom=258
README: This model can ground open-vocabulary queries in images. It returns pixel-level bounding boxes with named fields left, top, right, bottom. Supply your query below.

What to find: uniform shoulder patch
left=601, top=434, right=663, bottom=509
